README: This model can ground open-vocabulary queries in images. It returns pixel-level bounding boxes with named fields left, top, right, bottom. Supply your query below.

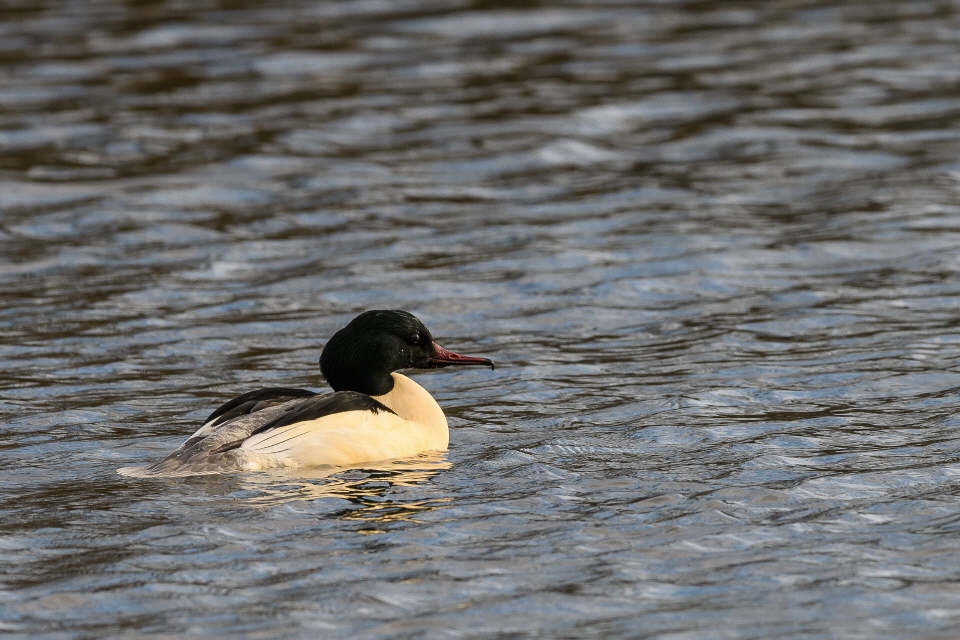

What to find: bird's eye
left=410, top=332, right=420, bottom=345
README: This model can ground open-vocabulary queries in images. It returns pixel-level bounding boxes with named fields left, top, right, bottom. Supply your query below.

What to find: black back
left=251, top=391, right=396, bottom=437
left=203, top=387, right=317, bottom=428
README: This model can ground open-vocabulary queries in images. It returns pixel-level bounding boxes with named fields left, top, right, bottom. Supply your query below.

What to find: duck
left=120, top=310, right=494, bottom=477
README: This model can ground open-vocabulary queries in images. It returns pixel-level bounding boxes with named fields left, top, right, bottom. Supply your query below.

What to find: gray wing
left=132, top=397, right=310, bottom=477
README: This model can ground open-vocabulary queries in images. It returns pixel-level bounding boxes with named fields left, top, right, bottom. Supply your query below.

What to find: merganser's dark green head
left=319, top=310, right=494, bottom=395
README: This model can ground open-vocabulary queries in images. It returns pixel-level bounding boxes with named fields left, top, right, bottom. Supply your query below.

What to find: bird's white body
left=238, top=373, right=448, bottom=468
left=121, top=373, right=451, bottom=477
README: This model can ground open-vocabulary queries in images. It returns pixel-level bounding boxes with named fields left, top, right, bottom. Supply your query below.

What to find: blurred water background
left=4, top=0, right=960, bottom=637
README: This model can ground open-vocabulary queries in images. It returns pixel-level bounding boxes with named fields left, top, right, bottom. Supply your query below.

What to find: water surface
left=3, top=1, right=960, bottom=637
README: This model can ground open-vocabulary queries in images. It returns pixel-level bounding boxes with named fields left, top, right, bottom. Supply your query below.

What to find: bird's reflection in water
left=228, top=451, right=452, bottom=528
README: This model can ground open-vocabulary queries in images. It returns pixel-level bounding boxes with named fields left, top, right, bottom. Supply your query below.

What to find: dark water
left=3, top=0, right=960, bottom=637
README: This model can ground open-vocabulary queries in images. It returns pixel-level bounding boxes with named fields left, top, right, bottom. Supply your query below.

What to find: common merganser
left=120, top=310, right=494, bottom=477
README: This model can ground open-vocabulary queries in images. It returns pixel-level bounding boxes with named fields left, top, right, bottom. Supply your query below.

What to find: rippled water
left=4, top=1, right=960, bottom=637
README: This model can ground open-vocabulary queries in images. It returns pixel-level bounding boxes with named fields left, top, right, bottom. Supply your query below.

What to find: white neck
left=372, top=373, right=449, bottom=441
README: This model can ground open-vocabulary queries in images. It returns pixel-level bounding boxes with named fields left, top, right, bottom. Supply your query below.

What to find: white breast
left=373, top=373, right=449, bottom=437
